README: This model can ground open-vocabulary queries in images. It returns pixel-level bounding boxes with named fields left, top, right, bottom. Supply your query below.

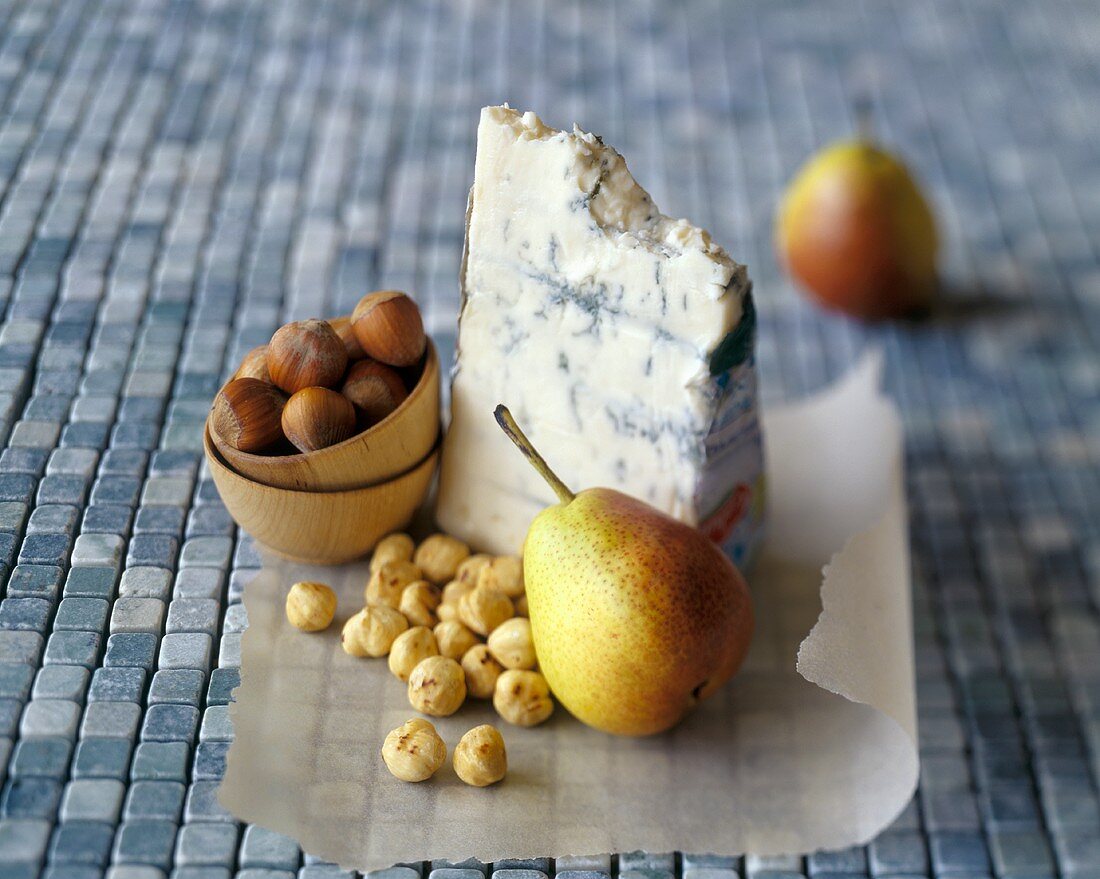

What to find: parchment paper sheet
left=219, top=354, right=917, bottom=868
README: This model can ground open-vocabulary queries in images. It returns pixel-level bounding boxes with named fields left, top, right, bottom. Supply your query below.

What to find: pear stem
left=494, top=405, right=576, bottom=504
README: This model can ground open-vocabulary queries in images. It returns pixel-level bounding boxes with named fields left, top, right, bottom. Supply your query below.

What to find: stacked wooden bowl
left=204, top=304, right=441, bottom=565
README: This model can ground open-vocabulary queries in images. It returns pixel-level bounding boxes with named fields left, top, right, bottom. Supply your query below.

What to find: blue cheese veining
left=437, top=106, right=764, bottom=560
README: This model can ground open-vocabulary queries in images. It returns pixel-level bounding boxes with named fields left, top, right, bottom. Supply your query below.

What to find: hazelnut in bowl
left=204, top=291, right=441, bottom=564
left=208, top=292, right=440, bottom=492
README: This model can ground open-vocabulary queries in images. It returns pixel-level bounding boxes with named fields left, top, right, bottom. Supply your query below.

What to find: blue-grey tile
left=59, top=779, right=125, bottom=822
left=135, top=506, right=185, bottom=537
left=32, top=665, right=89, bottom=703
left=239, top=825, right=300, bottom=870
left=183, top=780, right=234, bottom=822
left=80, top=701, right=141, bottom=739
left=149, top=669, right=204, bottom=705
left=25, top=504, right=79, bottom=535
left=7, top=565, right=63, bottom=600
left=0, top=599, right=52, bottom=632
left=174, top=822, right=239, bottom=866
left=72, top=738, right=132, bottom=780
left=123, top=780, right=186, bottom=822
left=10, top=737, right=72, bottom=780
left=42, top=630, right=100, bottom=667
left=205, top=668, right=239, bottom=706
left=141, top=703, right=200, bottom=742
left=19, top=700, right=81, bottom=739
left=1, top=777, right=63, bottom=818
left=165, top=598, right=219, bottom=634
left=988, top=830, right=1055, bottom=875
left=16, top=533, right=71, bottom=567
left=49, top=820, right=116, bottom=867
left=35, top=475, right=89, bottom=507
left=0, top=665, right=34, bottom=700
left=104, top=633, right=159, bottom=669
left=53, top=597, right=110, bottom=632
left=63, top=566, right=118, bottom=600
left=126, top=535, right=178, bottom=569
left=112, top=820, right=178, bottom=869
left=131, top=742, right=190, bottom=782
left=929, top=831, right=991, bottom=874
left=89, top=667, right=146, bottom=703
left=0, top=817, right=52, bottom=862
left=158, top=633, right=212, bottom=671
left=81, top=504, right=134, bottom=536
left=870, top=832, right=929, bottom=875
left=192, top=741, right=229, bottom=781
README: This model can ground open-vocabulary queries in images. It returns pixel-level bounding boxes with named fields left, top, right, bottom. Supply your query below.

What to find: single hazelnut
left=281, top=387, right=356, bottom=452
left=437, top=602, right=459, bottom=622
left=458, top=585, right=514, bottom=636
left=341, top=606, right=408, bottom=657
left=461, top=644, right=504, bottom=699
left=351, top=290, right=426, bottom=367
left=366, top=560, right=423, bottom=608
left=382, top=718, right=446, bottom=782
left=234, top=345, right=270, bottom=382
left=493, top=669, right=554, bottom=727
left=414, top=534, right=471, bottom=584
left=211, top=378, right=287, bottom=452
left=371, top=533, right=415, bottom=573
left=407, top=655, right=466, bottom=716
left=327, top=315, right=366, bottom=360
left=388, top=626, right=439, bottom=682
left=433, top=620, right=481, bottom=660
left=399, top=581, right=442, bottom=628
left=477, top=555, right=525, bottom=598
left=514, top=594, right=529, bottom=617
left=486, top=617, right=536, bottom=670
left=268, top=319, right=348, bottom=393
left=455, top=554, right=493, bottom=586
left=453, top=724, right=507, bottom=787
left=285, top=581, right=337, bottom=632
left=342, top=359, right=408, bottom=423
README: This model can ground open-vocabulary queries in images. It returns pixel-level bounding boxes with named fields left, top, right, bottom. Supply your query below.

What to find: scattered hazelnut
left=461, top=644, right=504, bottom=699
left=486, top=617, right=536, bottom=670
left=455, top=553, right=493, bottom=586
left=453, top=724, right=507, bottom=787
left=433, top=620, right=481, bottom=660
left=477, top=555, right=524, bottom=598
left=388, top=626, right=439, bottom=682
left=370, top=532, right=415, bottom=573
left=342, top=359, right=408, bottom=423
left=234, top=345, right=270, bottom=382
left=493, top=669, right=554, bottom=727
left=281, top=387, right=356, bottom=452
left=441, top=580, right=473, bottom=606
left=327, top=315, right=366, bottom=360
left=514, top=595, right=529, bottom=617
left=268, top=319, right=349, bottom=393
left=458, top=585, right=514, bottom=636
left=414, top=534, right=470, bottom=584
left=351, top=290, right=426, bottom=367
left=407, top=655, right=467, bottom=716
left=341, top=606, right=408, bottom=657
left=382, top=718, right=446, bottom=782
left=285, top=581, right=337, bottom=632
left=399, top=580, right=441, bottom=627
left=211, top=378, right=287, bottom=452
left=366, top=560, right=423, bottom=608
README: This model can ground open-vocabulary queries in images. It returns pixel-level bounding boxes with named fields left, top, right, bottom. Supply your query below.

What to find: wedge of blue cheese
left=437, top=106, right=763, bottom=560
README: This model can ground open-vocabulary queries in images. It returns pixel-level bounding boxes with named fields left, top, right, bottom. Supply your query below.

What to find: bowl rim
left=210, top=335, right=439, bottom=466
left=203, top=423, right=441, bottom=497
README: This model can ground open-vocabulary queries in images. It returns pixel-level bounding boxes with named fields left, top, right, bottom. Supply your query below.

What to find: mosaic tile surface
left=1, top=0, right=1099, bottom=877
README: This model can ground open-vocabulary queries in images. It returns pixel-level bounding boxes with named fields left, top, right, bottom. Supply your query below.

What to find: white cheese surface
left=437, top=106, right=761, bottom=555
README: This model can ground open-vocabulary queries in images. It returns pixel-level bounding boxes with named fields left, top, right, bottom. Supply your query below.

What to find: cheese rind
left=438, top=106, right=764, bottom=560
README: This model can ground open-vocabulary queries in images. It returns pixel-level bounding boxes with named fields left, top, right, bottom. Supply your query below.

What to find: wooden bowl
left=204, top=426, right=439, bottom=565
left=210, top=339, right=440, bottom=491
